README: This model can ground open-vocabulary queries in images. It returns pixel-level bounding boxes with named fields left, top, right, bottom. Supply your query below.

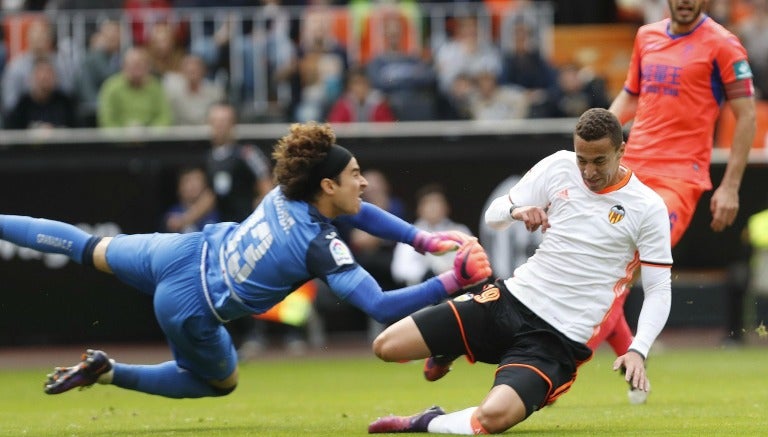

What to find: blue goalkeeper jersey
left=201, top=186, right=447, bottom=322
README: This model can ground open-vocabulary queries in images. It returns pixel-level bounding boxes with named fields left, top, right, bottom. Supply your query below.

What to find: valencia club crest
left=608, top=205, right=626, bottom=224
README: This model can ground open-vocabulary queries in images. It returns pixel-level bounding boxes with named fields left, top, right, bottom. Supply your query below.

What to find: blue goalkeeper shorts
left=106, top=233, right=237, bottom=381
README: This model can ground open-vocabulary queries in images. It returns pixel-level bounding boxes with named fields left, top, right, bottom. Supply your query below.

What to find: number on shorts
left=473, top=286, right=500, bottom=303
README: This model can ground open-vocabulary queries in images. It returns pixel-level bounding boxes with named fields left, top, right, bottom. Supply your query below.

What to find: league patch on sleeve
left=733, top=60, right=753, bottom=80
left=329, top=238, right=354, bottom=266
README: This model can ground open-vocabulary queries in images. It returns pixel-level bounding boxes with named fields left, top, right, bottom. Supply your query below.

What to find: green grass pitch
left=0, top=347, right=765, bottom=436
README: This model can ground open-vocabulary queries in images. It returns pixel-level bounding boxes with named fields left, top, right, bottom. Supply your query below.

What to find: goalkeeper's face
left=574, top=135, right=626, bottom=193
left=328, top=158, right=368, bottom=217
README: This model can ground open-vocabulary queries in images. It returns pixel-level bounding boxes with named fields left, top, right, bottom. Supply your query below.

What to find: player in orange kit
left=604, top=0, right=757, bottom=403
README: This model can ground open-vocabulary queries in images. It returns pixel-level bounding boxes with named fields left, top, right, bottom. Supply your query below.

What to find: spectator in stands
left=468, top=69, right=529, bottom=121
left=1, top=17, right=76, bottom=115
left=438, top=73, right=474, bottom=121
left=162, top=167, right=220, bottom=233
left=180, top=1, right=295, bottom=121
left=499, top=14, right=559, bottom=118
left=165, top=54, right=224, bottom=125
left=180, top=1, right=252, bottom=76
left=326, top=67, right=396, bottom=123
left=147, top=22, right=186, bottom=80
left=347, top=0, right=422, bottom=65
left=542, top=62, right=610, bottom=118
left=75, top=19, right=124, bottom=127
left=736, top=0, right=768, bottom=98
left=97, top=47, right=173, bottom=128
left=123, top=0, right=174, bottom=46
left=366, top=9, right=438, bottom=121
left=6, top=57, right=75, bottom=129
left=290, top=6, right=348, bottom=122
left=433, top=15, right=502, bottom=99
left=391, top=183, right=473, bottom=287
left=179, top=0, right=231, bottom=72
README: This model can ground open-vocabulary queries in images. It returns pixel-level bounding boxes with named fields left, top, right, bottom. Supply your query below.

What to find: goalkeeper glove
left=438, top=240, right=493, bottom=293
left=412, top=230, right=474, bottom=255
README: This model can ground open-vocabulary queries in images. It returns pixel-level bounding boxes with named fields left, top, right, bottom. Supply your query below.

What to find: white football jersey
left=497, top=150, right=672, bottom=344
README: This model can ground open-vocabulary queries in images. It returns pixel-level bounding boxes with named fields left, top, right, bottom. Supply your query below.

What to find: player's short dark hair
left=272, top=122, right=339, bottom=201
left=574, top=108, right=623, bottom=150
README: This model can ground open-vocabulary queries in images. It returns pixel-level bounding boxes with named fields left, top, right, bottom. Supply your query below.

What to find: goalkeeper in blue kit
left=0, top=122, right=492, bottom=399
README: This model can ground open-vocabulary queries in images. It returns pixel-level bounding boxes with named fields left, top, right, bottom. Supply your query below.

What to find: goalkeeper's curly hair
left=272, top=122, right=338, bottom=202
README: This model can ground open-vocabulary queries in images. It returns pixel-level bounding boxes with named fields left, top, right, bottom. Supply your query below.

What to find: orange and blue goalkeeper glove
left=438, top=240, right=493, bottom=293
left=412, top=230, right=474, bottom=255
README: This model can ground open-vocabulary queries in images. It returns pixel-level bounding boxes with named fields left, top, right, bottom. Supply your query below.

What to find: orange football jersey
left=621, top=15, right=753, bottom=190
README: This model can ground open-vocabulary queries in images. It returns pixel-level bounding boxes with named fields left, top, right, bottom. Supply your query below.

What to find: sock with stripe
left=427, top=407, right=488, bottom=434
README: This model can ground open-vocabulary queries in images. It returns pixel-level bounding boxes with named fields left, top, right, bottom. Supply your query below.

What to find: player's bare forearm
left=711, top=97, right=755, bottom=231
left=720, top=97, right=756, bottom=192
left=608, top=90, right=638, bottom=126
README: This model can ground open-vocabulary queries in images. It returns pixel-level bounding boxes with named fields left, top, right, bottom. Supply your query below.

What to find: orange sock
left=470, top=413, right=489, bottom=435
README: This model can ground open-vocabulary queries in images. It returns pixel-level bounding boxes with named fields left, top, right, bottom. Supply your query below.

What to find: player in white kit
left=368, top=108, right=673, bottom=435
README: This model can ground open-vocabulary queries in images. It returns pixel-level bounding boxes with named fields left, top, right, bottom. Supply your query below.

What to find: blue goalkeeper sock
left=112, top=361, right=232, bottom=398
left=0, top=215, right=99, bottom=264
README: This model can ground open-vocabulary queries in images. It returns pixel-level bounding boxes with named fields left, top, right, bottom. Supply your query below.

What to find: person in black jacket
left=6, top=57, right=75, bottom=129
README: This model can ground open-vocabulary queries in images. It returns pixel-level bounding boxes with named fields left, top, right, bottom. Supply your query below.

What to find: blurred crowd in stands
left=3, top=0, right=763, bottom=131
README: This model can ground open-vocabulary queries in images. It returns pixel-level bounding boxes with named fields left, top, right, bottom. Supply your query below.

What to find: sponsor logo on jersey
left=733, top=60, right=753, bottom=80
left=641, top=63, right=681, bottom=96
left=608, top=205, right=626, bottom=224
left=329, top=238, right=354, bottom=266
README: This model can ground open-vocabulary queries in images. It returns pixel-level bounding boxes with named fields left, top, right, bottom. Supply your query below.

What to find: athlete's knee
left=473, top=403, right=519, bottom=434
left=474, top=386, right=528, bottom=434
left=209, top=366, right=239, bottom=396
left=371, top=329, right=402, bottom=362
left=371, top=331, right=390, bottom=361
left=211, top=382, right=237, bottom=396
